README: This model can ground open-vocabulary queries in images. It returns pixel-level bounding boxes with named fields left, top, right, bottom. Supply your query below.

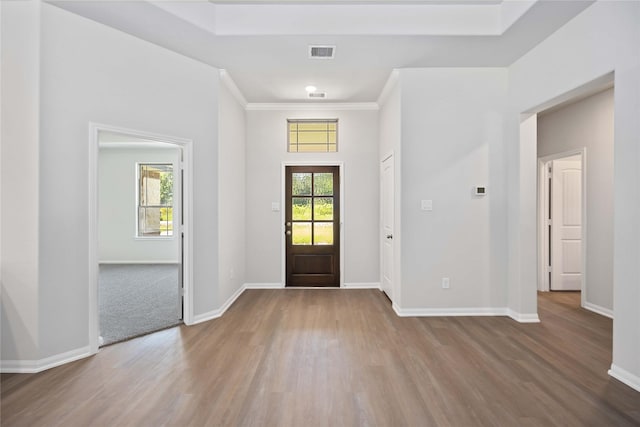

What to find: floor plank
left=2, top=290, right=639, bottom=426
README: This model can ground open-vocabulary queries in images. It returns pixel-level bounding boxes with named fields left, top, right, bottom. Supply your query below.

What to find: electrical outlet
left=442, top=277, right=450, bottom=289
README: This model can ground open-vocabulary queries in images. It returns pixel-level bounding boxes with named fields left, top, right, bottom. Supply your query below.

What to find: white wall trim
left=244, top=282, right=285, bottom=289
left=190, top=283, right=246, bottom=325
left=190, top=310, right=220, bottom=325
left=507, top=309, right=541, bottom=323
left=343, top=282, right=381, bottom=289
left=377, top=69, right=400, bottom=106
left=220, top=69, right=247, bottom=108
left=394, top=306, right=510, bottom=318
left=98, top=260, right=181, bottom=265
left=583, top=302, right=613, bottom=319
left=1, top=346, right=92, bottom=374
left=246, top=102, right=379, bottom=111
left=608, top=364, right=640, bottom=393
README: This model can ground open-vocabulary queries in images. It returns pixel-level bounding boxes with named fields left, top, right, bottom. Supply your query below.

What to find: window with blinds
left=287, top=119, right=338, bottom=152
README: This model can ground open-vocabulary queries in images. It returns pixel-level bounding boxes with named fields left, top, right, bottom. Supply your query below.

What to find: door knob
left=386, top=234, right=393, bottom=239
left=286, top=230, right=292, bottom=235
left=286, top=222, right=291, bottom=227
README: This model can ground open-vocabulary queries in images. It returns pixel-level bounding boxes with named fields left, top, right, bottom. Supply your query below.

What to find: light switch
left=421, top=200, right=433, bottom=211
left=271, top=202, right=280, bottom=212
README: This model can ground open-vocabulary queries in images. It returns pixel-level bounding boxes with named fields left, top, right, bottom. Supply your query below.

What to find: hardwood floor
left=2, top=290, right=639, bottom=426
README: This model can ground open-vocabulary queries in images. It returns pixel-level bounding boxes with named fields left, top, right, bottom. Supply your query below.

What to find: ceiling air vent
left=308, top=92, right=327, bottom=99
left=309, top=45, right=335, bottom=59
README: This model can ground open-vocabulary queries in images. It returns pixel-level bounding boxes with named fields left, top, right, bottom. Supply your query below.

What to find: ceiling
left=49, top=0, right=593, bottom=104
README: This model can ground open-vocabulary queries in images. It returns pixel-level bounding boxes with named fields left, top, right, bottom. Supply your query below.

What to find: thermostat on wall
left=475, top=186, right=487, bottom=196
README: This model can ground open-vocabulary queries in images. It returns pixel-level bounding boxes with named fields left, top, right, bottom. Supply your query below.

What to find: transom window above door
left=287, top=119, right=338, bottom=152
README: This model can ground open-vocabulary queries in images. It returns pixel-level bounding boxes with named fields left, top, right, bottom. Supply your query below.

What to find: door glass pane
left=292, top=197, right=311, bottom=220
left=313, top=173, right=333, bottom=196
left=292, top=173, right=312, bottom=195
left=292, top=223, right=312, bottom=245
left=314, top=223, right=333, bottom=245
left=314, top=198, right=333, bottom=220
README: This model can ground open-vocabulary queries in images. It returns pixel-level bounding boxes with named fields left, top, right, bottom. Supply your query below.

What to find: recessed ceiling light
left=305, top=85, right=317, bottom=93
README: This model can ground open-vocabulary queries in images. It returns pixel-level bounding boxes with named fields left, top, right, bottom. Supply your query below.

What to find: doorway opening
left=531, top=81, right=614, bottom=320
left=89, top=124, right=193, bottom=352
left=538, top=150, right=586, bottom=300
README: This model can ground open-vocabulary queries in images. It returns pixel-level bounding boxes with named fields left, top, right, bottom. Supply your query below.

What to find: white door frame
left=537, top=148, right=587, bottom=306
left=280, top=161, right=345, bottom=288
left=88, top=123, right=194, bottom=354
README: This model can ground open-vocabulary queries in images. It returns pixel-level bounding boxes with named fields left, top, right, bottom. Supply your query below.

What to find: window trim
left=287, top=119, right=338, bottom=153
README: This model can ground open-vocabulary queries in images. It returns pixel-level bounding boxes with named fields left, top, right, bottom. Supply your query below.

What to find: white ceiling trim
left=209, top=1, right=502, bottom=4
left=147, top=1, right=537, bottom=36
left=150, top=1, right=217, bottom=33
left=246, top=102, right=379, bottom=111
left=214, top=4, right=501, bottom=35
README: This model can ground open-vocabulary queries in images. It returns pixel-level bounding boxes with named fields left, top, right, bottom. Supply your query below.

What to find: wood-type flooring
left=2, top=290, right=639, bottom=426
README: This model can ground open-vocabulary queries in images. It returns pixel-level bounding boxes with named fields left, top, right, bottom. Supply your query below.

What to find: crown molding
left=245, top=102, right=379, bottom=111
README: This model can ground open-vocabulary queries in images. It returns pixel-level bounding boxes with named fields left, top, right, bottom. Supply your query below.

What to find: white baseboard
left=343, top=282, right=381, bottom=289
left=507, top=309, right=540, bottom=323
left=394, top=306, right=510, bottom=317
left=190, top=284, right=246, bottom=325
left=1, top=345, right=93, bottom=374
left=244, top=282, right=284, bottom=289
left=99, top=260, right=180, bottom=265
left=608, top=364, right=640, bottom=392
left=583, top=302, right=613, bottom=319
left=507, top=309, right=541, bottom=323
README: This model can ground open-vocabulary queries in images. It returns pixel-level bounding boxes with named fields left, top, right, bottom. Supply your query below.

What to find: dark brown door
left=285, top=166, right=340, bottom=287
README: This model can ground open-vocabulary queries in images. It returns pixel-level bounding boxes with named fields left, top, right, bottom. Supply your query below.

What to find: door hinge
left=547, top=265, right=552, bottom=273
left=546, top=219, right=552, bottom=226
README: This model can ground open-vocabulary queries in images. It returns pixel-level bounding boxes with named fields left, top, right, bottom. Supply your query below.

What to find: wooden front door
left=285, top=166, right=340, bottom=287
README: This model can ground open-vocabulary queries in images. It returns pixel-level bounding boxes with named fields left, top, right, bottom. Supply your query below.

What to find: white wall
left=0, top=1, right=41, bottom=362
left=538, top=88, right=614, bottom=311
left=98, top=146, right=181, bottom=263
left=245, top=108, right=379, bottom=286
left=218, top=78, right=246, bottom=304
left=379, top=74, right=401, bottom=158
left=398, top=68, right=508, bottom=312
left=508, top=1, right=640, bottom=389
left=1, top=1, right=222, bottom=363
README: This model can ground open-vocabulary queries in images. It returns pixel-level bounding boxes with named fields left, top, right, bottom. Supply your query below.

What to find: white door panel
left=381, top=156, right=394, bottom=301
left=551, top=158, right=582, bottom=291
left=562, top=241, right=582, bottom=273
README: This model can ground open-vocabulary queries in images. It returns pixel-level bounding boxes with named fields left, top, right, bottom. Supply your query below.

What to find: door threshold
left=284, top=286, right=341, bottom=289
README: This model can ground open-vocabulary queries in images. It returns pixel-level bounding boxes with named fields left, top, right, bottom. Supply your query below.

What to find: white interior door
left=381, top=155, right=394, bottom=300
left=551, top=157, right=582, bottom=291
